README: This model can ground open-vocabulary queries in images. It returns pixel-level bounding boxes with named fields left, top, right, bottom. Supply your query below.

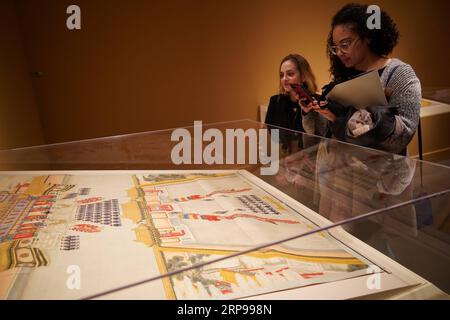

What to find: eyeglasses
left=328, top=38, right=359, bottom=56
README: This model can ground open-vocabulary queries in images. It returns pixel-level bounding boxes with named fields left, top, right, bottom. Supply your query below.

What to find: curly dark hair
left=327, top=3, right=400, bottom=81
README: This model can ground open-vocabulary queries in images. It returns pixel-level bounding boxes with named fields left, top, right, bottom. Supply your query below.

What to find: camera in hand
left=290, top=82, right=326, bottom=107
left=291, top=82, right=347, bottom=116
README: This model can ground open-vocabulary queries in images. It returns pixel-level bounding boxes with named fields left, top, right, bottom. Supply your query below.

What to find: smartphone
left=290, top=83, right=316, bottom=105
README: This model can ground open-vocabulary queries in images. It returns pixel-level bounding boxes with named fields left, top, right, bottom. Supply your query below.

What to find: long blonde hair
left=279, top=54, right=318, bottom=94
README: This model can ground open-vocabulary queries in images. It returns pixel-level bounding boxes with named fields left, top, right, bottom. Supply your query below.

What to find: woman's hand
left=315, top=107, right=337, bottom=122
left=299, top=99, right=337, bottom=122
left=298, top=98, right=316, bottom=113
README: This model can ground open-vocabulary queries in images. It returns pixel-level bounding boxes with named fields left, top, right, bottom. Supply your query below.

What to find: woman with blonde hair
left=265, top=54, right=318, bottom=133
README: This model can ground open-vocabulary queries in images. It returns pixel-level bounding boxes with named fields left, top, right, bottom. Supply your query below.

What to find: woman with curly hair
left=301, top=3, right=421, bottom=155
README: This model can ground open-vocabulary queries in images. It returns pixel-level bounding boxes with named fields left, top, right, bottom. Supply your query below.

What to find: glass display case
left=416, top=87, right=450, bottom=164
left=0, top=120, right=449, bottom=300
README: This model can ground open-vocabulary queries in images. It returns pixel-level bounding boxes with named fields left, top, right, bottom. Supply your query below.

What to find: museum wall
left=8, top=0, right=450, bottom=146
left=0, top=0, right=44, bottom=150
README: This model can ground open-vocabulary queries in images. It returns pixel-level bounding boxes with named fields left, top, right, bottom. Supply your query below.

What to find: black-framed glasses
left=328, top=38, right=359, bottom=56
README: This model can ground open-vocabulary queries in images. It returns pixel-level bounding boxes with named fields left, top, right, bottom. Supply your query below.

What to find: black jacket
left=265, top=94, right=304, bottom=152
left=265, top=94, right=304, bottom=132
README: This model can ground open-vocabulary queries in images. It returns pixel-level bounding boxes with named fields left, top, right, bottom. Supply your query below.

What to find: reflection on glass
left=0, top=120, right=449, bottom=299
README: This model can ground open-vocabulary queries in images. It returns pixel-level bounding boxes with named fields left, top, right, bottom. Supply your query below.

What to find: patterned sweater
left=302, top=58, right=422, bottom=154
